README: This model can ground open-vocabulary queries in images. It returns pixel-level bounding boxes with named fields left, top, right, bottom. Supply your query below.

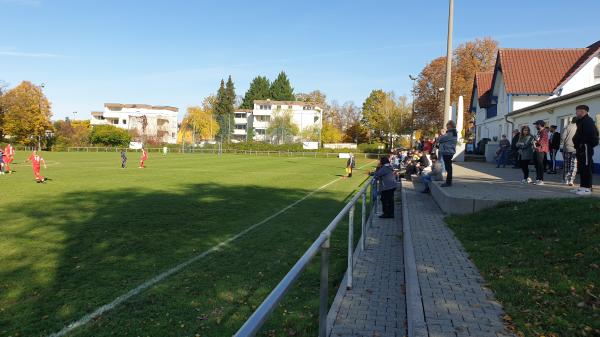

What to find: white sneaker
left=576, top=188, right=592, bottom=196
left=534, top=180, right=544, bottom=185
left=527, top=178, right=533, bottom=184
left=520, top=179, right=527, bottom=184
left=571, top=188, right=583, bottom=193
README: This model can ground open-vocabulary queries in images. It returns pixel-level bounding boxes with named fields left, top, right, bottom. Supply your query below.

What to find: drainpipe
left=504, top=94, right=514, bottom=135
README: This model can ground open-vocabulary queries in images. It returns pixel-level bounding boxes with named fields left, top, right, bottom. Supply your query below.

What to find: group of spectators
left=369, top=120, right=459, bottom=215
left=513, top=105, right=598, bottom=196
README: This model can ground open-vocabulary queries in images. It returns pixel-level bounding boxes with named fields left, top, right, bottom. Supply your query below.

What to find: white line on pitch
left=46, top=160, right=375, bottom=337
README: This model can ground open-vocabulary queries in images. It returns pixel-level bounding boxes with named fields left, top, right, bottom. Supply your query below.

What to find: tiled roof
left=497, top=48, right=587, bottom=94
left=553, top=40, right=600, bottom=93
left=474, top=72, right=494, bottom=107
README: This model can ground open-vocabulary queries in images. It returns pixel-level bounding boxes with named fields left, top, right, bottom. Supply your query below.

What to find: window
left=259, top=105, right=271, bottom=110
left=122, top=119, right=127, bottom=124
left=256, top=115, right=270, bottom=122
left=235, top=113, right=246, bottom=118
left=112, top=119, right=118, bottom=125
left=235, top=125, right=246, bottom=130
left=276, top=105, right=281, bottom=110
left=255, top=129, right=266, bottom=135
left=594, top=63, right=600, bottom=84
left=303, top=106, right=313, bottom=110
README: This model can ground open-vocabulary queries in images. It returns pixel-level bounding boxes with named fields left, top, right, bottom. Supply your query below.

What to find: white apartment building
left=91, top=103, right=179, bottom=144
left=233, top=100, right=323, bottom=142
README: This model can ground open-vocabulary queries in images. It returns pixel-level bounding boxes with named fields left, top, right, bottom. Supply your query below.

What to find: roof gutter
left=504, top=94, right=514, bottom=133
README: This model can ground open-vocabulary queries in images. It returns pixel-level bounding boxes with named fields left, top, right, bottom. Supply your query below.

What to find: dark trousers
left=534, top=152, right=545, bottom=181
left=442, top=154, right=453, bottom=184
left=520, top=159, right=530, bottom=180
left=577, top=145, right=594, bottom=189
left=380, top=188, right=396, bottom=217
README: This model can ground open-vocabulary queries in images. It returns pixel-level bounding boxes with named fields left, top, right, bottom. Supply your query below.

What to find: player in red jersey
left=27, top=150, right=47, bottom=183
left=4, top=143, right=15, bottom=173
left=139, top=148, right=148, bottom=168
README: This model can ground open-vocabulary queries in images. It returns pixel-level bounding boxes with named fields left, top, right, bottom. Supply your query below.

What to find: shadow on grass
left=1, top=181, right=365, bottom=337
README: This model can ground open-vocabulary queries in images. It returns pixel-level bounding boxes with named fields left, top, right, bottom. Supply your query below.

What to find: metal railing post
left=361, top=192, right=367, bottom=251
left=319, top=237, right=330, bottom=337
left=347, top=204, right=355, bottom=290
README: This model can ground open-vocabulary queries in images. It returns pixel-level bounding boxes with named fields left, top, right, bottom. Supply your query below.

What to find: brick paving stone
left=404, top=180, right=516, bottom=337
left=329, top=191, right=406, bottom=337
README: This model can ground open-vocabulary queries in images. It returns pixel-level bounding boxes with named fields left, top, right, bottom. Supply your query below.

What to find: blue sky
left=1, top=0, right=599, bottom=121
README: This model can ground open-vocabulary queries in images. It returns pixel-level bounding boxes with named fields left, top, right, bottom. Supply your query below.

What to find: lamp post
left=409, top=75, right=418, bottom=148
left=443, top=0, right=454, bottom=127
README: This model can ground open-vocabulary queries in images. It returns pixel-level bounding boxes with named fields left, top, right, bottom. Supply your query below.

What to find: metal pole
left=443, top=0, right=454, bottom=126
left=319, top=238, right=330, bottom=337
left=347, top=204, right=355, bottom=290
left=361, top=192, right=367, bottom=251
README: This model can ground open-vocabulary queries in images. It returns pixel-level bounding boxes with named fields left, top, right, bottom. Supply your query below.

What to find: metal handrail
left=235, top=177, right=378, bottom=337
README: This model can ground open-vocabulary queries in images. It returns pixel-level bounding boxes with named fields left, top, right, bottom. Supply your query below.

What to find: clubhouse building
left=470, top=40, right=600, bottom=172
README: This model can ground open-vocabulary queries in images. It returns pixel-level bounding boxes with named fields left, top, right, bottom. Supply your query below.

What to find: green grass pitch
left=0, top=151, right=375, bottom=337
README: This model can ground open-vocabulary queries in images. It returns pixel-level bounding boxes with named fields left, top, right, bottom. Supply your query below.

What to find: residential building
left=91, top=103, right=179, bottom=144
left=470, top=40, right=600, bottom=172
left=234, top=100, right=323, bottom=142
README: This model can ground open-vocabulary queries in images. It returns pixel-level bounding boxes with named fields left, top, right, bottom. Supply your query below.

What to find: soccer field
left=0, top=151, right=374, bottom=337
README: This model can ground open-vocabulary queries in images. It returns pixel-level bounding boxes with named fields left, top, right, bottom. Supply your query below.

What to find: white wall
left=557, top=55, right=600, bottom=96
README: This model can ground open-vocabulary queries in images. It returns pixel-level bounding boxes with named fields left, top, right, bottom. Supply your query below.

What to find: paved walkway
left=448, top=162, right=599, bottom=200
left=404, top=179, right=515, bottom=337
left=328, top=191, right=406, bottom=337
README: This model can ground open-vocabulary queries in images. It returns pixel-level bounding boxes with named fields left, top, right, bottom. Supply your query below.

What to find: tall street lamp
left=37, top=83, right=46, bottom=150
left=443, top=0, right=454, bottom=127
left=409, top=75, right=418, bottom=148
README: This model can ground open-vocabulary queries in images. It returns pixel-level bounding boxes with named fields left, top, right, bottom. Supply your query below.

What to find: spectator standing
left=510, top=129, right=520, bottom=168
left=548, top=125, right=560, bottom=174
left=120, top=149, right=128, bottom=168
left=371, top=156, right=398, bottom=218
left=438, top=121, right=458, bottom=187
left=561, top=117, right=578, bottom=186
left=516, top=126, right=534, bottom=184
left=496, top=135, right=511, bottom=168
left=532, top=120, right=549, bottom=185
left=572, top=105, right=599, bottom=196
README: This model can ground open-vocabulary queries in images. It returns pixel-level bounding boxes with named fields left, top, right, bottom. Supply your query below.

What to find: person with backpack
left=572, top=105, right=599, bottom=196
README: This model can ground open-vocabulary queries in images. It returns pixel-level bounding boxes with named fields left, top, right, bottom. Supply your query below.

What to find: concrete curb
left=430, top=181, right=500, bottom=214
left=402, top=180, right=428, bottom=337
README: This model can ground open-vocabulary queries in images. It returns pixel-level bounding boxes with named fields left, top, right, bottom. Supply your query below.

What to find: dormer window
left=594, top=62, right=600, bottom=84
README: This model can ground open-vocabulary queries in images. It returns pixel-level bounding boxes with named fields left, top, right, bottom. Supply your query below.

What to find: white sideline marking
left=47, top=161, right=375, bottom=337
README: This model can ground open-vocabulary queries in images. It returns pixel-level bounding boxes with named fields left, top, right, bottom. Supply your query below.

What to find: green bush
left=90, top=125, right=131, bottom=147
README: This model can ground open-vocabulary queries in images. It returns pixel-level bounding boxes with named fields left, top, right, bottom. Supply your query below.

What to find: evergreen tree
left=240, top=76, right=270, bottom=109
left=213, top=76, right=236, bottom=142
left=269, top=71, right=295, bottom=101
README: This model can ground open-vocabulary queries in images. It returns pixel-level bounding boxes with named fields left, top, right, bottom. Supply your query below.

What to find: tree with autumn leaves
left=413, top=37, right=498, bottom=135
left=0, top=81, right=52, bottom=147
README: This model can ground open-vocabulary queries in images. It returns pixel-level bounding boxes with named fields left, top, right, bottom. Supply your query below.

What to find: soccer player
left=120, top=149, right=127, bottom=168
left=139, top=148, right=148, bottom=168
left=27, top=150, right=47, bottom=183
left=4, top=143, right=15, bottom=173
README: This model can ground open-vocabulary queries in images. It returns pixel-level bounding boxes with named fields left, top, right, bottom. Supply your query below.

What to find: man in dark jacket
left=548, top=125, right=561, bottom=174
left=572, top=105, right=599, bottom=196
left=510, top=129, right=520, bottom=168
